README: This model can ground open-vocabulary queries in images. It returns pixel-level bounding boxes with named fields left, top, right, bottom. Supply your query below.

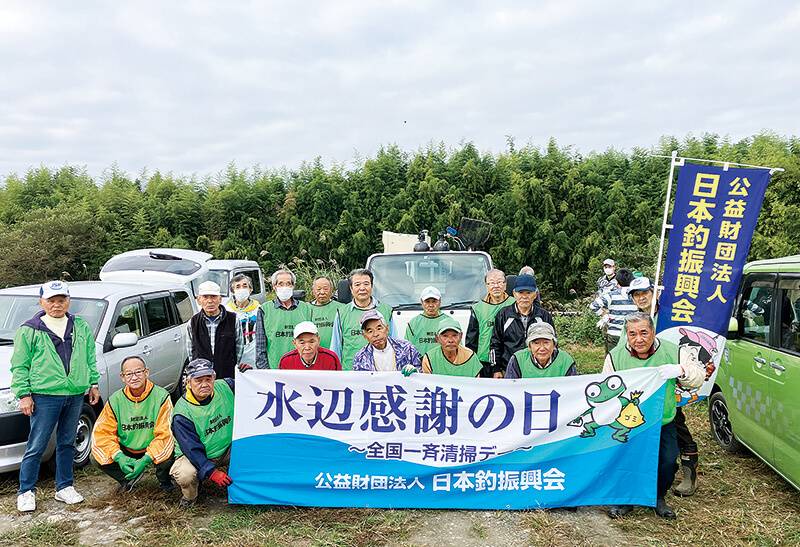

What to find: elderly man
left=91, top=356, right=175, bottom=492
left=188, top=281, right=243, bottom=379
left=421, top=319, right=481, bottom=377
left=505, top=322, right=577, bottom=378
left=225, top=273, right=260, bottom=367
left=279, top=321, right=341, bottom=370
left=11, top=280, right=100, bottom=512
left=590, top=267, right=638, bottom=355
left=353, top=310, right=420, bottom=374
left=170, top=359, right=242, bottom=506
left=255, top=269, right=312, bottom=369
left=332, top=268, right=394, bottom=370
left=598, top=258, right=619, bottom=295
left=604, top=312, right=704, bottom=520
left=405, top=286, right=449, bottom=356
left=466, top=269, right=516, bottom=378
left=309, top=276, right=341, bottom=349
left=489, top=274, right=554, bottom=377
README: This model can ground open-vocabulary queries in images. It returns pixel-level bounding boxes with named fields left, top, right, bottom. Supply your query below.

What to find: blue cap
left=514, top=274, right=537, bottom=292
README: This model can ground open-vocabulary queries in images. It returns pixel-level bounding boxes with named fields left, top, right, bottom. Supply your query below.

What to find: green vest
left=261, top=301, right=312, bottom=367
left=512, top=347, right=575, bottom=378
left=471, top=296, right=515, bottom=362
left=608, top=339, right=678, bottom=425
left=173, top=380, right=234, bottom=459
left=425, top=347, right=482, bottom=377
left=339, top=301, right=393, bottom=371
left=405, top=314, right=449, bottom=356
left=109, top=384, right=170, bottom=451
left=310, top=301, right=342, bottom=349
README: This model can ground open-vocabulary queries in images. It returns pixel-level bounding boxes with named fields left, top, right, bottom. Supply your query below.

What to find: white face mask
left=234, top=288, right=251, bottom=302
left=604, top=268, right=615, bottom=276
left=276, top=286, right=294, bottom=302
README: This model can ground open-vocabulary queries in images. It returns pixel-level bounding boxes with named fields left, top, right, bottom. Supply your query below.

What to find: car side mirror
left=112, top=332, right=138, bottom=348
left=728, top=317, right=739, bottom=337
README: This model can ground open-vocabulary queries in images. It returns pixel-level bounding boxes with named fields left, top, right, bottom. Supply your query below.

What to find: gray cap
left=359, top=309, right=386, bottom=329
left=185, top=358, right=216, bottom=379
left=526, top=321, right=557, bottom=345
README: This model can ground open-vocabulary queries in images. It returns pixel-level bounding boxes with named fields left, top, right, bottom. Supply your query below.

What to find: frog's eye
left=607, top=375, right=622, bottom=391
left=586, top=382, right=601, bottom=398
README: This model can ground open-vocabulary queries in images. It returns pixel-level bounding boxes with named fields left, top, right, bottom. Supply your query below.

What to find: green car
left=710, top=254, right=800, bottom=490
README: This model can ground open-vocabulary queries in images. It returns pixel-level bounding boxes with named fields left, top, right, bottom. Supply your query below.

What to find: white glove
left=401, top=364, right=418, bottom=377
left=658, top=364, right=683, bottom=380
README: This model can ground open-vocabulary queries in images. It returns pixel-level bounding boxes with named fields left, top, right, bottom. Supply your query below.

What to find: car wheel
left=709, top=391, right=744, bottom=453
left=73, top=403, right=97, bottom=468
left=172, top=359, right=189, bottom=403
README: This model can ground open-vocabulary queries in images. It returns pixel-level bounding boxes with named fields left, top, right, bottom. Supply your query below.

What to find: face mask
left=234, top=288, right=251, bottom=302
left=604, top=268, right=614, bottom=276
left=276, top=286, right=294, bottom=302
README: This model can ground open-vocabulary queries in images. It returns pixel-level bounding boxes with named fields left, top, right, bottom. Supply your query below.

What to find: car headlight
left=0, top=388, right=20, bottom=413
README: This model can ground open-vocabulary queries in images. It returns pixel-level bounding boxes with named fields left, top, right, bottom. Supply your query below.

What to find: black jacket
left=489, top=303, right=554, bottom=375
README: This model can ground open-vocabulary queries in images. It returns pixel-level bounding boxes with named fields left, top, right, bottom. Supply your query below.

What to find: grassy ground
left=2, top=342, right=800, bottom=546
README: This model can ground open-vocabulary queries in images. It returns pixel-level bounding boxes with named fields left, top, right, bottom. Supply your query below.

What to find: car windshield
left=101, top=253, right=204, bottom=275
left=191, top=270, right=231, bottom=297
left=0, top=296, right=108, bottom=340
left=368, top=254, right=490, bottom=308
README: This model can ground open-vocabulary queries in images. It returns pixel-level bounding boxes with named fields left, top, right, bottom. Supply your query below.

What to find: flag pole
left=651, top=150, right=681, bottom=318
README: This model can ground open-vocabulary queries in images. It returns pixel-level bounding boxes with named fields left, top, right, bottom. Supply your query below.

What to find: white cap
left=40, top=280, right=70, bottom=299
left=293, top=321, right=319, bottom=338
left=198, top=281, right=222, bottom=296
left=629, top=276, right=653, bottom=293
left=603, top=259, right=615, bottom=267
left=420, top=286, right=441, bottom=301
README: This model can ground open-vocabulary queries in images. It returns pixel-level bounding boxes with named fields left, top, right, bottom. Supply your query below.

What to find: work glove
left=658, top=364, right=684, bottom=380
left=208, top=469, right=233, bottom=487
left=125, top=454, right=153, bottom=480
left=113, top=452, right=137, bottom=476
left=401, top=364, right=418, bottom=377
left=237, top=363, right=253, bottom=373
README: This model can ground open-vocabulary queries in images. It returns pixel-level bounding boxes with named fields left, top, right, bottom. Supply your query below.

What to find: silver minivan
left=0, top=281, right=197, bottom=471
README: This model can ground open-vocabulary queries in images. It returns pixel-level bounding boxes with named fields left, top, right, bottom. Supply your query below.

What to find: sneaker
left=178, top=497, right=197, bottom=507
left=54, top=486, right=84, bottom=505
left=17, top=491, right=35, bottom=512
left=118, top=473, right=145, bottom=493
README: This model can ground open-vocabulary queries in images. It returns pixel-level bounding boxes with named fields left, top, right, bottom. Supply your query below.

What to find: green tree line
left=1, top=131, right=798, bottom=297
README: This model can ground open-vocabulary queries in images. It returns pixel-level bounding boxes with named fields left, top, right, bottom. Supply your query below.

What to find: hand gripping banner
left=655, top=161, right=773, bottom=404
left=228, top=369, right=666, bottom=509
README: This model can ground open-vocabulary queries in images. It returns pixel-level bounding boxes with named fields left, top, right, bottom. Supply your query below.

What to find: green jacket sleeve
left=10, top=327, right=34, bottom=398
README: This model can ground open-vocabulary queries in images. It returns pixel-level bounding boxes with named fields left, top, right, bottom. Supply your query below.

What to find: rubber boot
left=673, top=452, right=698, bottom=497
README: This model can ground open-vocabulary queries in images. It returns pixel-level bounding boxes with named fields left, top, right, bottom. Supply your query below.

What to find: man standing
left=255, top=269, right=312, bottom=369
left=225, top=273, right=260, bottom=367
left=91, top=356, right=175, bottom=492
left=597, top=258, right=619, bottom=295
left=405, top=286, right=449, bottom=356
left=170, top=359, right=237, bottom=506
left=604, top=312, right=704, bottom=520
left=11, top=280, right=100, bottom=512
left=188, top=281, right=243, bottom=380
left=466, top=269, right=515, bottom=378
left=353, top=310, right=420, bottom=374
left=590, top=268, right=638, bottom=355
left=309, top=276, right=341, bottom=349
left=421, top=319, right=482, bottom=377
left=489, top=274, right=553, bottom=377
left=331, top=269, right=394, bottom=370
left=279, top=321, right=341, bottom=370
left=505, top=322, right=577, bottom=378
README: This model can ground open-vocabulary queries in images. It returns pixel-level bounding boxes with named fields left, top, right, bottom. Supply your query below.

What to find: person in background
left=255, top=269, right=312, bottom=369
left=420, top=318, right=482, bottom=377
left=589, top=267, right=637, bottom=355
left=279, top=321, right=341, bottom=370
left=466, top=269, right=516, bottom=378
left=505, top=322, right=577, bottom=378
left=11, top=280, right=100, bottom=512
left=91, top=356, right=175, bottom=493
left=225, top=273, right=260, bottom=367
left=188, top=281, right=243, bottom=379
left=405, top=286, right=449, bottom=356
left=352, top=310, right=420, bottom=375
left=597, top=258, right=619, bottom=295
left=309, top=276, right=341, bottom=349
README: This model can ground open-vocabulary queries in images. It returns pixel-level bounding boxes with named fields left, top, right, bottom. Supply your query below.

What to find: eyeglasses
left=122, top=369, right=146, bottom=379
left=486, top=281, right=505, bottom=287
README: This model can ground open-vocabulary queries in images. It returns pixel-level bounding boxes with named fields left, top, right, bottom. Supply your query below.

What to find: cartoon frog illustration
left=569, top=375, right=644, bottom=443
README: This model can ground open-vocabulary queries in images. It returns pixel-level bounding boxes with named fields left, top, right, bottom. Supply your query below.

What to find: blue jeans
left=18, top=394, right=83, bottom=494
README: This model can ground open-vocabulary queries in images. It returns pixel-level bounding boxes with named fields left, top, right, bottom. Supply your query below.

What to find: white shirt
left=42, top=314, right=68, bottom=340
left=372, top=344, right=397, bottom=372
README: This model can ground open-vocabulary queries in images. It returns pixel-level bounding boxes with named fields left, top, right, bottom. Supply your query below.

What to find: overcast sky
left=1, top=1, right=798, bottom=180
